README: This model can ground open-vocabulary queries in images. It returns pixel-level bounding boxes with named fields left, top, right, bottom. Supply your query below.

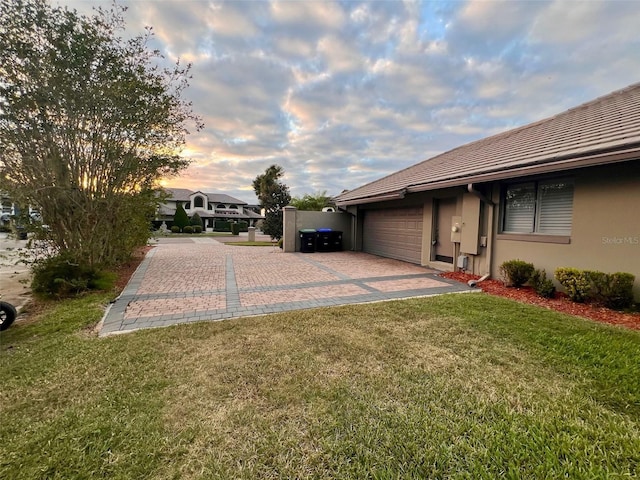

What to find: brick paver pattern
left=100, top=237, right=475, bottom=335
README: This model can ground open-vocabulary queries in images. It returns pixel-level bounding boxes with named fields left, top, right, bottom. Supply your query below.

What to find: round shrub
left=193, top=225, right=202, bottom=233
left=555, top=267, right=591, bottom=302
left=183, top=225, right=193, bottom=234
left=499, top=259, right=534, bottom=287
left=170, top=225, right=180, bottom=233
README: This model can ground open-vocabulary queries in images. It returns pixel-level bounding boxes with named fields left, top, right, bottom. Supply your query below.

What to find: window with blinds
left=502, top=179, right=573, bottom=235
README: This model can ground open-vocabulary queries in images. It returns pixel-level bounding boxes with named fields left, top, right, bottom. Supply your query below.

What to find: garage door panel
left=363, top=207, right=423, bottom=264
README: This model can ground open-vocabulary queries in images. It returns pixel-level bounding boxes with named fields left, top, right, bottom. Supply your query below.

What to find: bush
left=190, top=212, right=203, bottom=228
left=499, top=259, right=534, bottom=287
left=530, top=269, right=556, bottom=298
left=555, top=267, right=591, bottom=303
left=214, top=220, right=231, bottom=232
left=173, top=203, right=190, bottom=231
left=588, top=271, right=635, bottom=310
left=230, top=223, right=240, bottom=235
left=31, top=253, right=116, bottom=298
left=183, top=225, right=193, bottom=234
left=193, top=225, right=202, bottom=234
left=170, top=225, right=180, bottom=233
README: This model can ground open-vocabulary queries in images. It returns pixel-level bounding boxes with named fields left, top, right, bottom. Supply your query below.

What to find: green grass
left=1, top=294, right=639, bottom=479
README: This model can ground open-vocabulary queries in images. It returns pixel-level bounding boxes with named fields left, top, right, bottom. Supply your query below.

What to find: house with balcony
left=156, top=188, right=263, bottom=231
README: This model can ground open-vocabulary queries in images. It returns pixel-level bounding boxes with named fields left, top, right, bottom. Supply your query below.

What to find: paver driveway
left=100, top=237, right=475, bottom=335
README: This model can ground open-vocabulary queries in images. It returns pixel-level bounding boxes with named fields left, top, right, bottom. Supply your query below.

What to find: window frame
left=498, top=177, right=574, bottom=244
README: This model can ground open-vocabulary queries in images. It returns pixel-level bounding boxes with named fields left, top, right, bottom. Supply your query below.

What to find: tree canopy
left=0, top=0, right=202, bottom=266
left=290, top=191, right=333, bottom=211
left=252, top=165, right=291, bottom=240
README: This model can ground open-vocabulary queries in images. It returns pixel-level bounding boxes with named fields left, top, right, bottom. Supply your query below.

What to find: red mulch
left=441, top=271, right=640, bottom=331
left=113, top=246, right=154, bottom=292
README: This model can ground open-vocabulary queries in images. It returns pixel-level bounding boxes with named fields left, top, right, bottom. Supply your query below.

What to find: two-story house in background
left=156, top=188, right=263, bottom=231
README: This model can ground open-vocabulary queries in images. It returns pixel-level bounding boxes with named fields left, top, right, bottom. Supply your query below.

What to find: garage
left=362, top=207, right=424, bottom=264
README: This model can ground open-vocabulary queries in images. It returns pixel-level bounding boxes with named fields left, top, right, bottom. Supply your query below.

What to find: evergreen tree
left=190, top=212, right=203, bottom=228
left=173, top=203, right=190, bottom=231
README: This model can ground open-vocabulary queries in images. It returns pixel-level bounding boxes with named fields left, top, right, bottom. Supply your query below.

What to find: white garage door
left=363, top=207, right=424, bottom=264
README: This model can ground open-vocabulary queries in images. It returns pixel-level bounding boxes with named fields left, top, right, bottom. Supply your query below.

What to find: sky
left=58, top=0, right=640, bottom=204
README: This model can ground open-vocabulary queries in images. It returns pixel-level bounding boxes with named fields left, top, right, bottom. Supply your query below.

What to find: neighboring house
left=157, top=188, right=263, bottom=230
left=334, top=82, right=640, bottom=295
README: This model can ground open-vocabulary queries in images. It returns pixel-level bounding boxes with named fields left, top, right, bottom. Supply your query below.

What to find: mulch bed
left=441, top=271, right=640, bottom=331
left=113, top=245, right=154, bottom=292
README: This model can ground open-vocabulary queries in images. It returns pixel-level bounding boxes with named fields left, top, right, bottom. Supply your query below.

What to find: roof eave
left=336, top=148, right=640, bottom=206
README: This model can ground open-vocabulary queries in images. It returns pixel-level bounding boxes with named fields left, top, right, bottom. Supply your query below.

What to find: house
left=334, top=82, right=640, bottom=295
left=156, top=188, right=263, bottom=230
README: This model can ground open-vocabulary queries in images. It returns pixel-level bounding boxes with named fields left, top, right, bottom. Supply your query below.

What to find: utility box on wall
left=461, top=194, right=481, bottom=255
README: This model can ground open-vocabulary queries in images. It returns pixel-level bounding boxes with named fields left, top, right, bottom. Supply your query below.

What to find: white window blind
left=536, top=181, right=574, bottom=235
left=503, top=179, right=573, bottom=235
left=503, top=183, right=535, bottom=233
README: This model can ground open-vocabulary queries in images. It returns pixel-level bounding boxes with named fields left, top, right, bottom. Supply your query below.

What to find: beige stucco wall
left=345, top=160, right=639, bottom=297
left=282, top=207, right=353, bottom=252
left=491, top=161, right=640, bottom=295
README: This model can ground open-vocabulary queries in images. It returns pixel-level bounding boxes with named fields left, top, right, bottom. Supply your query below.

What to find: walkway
left=100, top=237, right=475, bottom=336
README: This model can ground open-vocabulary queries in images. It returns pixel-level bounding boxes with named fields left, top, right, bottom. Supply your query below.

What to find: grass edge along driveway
left=1, top=293, right=638, bottom=479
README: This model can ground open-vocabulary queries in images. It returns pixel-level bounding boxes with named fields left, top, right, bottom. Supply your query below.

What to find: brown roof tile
left=336, top=82, right=640, bottom=205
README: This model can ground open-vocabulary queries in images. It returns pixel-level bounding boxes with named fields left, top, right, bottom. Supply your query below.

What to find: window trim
left=500, top=177, right=574, bottom=241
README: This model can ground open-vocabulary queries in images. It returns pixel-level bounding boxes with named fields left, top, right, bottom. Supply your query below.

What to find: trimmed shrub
left=231, top=222, right=240, bottom=235
left=530, top=269, right=556, bottom=299
left=31, top=253, right=116, bottom=298
left=214, top=220, right=231, bottom=232
left=499, top=259, right=534, bottom=287
left=190, top=212, right=203, bottom=228
left=183, top=225, right=193, bottom=234
left=193, top=225, right=202, bottom=234
left=173, top=203, right=190, bottom=231
left=170, top=225, right=180, bottom=233
left=555, top=267, right=591, bottom=302
left=588, top=271, right=635, bottom=310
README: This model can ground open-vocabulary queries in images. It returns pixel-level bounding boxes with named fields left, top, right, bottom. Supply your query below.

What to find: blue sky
left=61, top=0, right=640, bottom=203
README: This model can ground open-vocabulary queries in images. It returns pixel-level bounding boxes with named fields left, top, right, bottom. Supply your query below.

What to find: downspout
left=467, top=184, right=495, bottom=278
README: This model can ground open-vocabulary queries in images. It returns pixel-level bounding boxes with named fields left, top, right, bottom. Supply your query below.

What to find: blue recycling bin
left=316, top=228, right=332, bottom=252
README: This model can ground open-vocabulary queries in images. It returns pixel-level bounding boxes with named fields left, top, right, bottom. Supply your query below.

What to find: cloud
left=49, top=0, right=640, bottom=203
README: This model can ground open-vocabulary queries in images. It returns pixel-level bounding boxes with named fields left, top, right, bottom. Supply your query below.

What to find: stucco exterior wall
left=491, top=161, right=640, bottom=295
left=282, top=207, right=353, bottom=252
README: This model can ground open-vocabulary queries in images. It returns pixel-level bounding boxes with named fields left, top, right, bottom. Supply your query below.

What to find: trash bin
left=316, top=228, right=332, bottom=252
left=299, top=229, right=317, bottom=253
left=330, top=230, right=343, bottom=251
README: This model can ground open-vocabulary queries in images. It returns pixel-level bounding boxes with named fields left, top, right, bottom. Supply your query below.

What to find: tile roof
left=335, top=82, right=640, bottom=205
left=163, top=188, right=248, bottom=205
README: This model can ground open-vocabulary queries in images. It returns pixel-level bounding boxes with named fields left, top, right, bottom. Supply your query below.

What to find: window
left=184, top=202, right=191, bottom=209
left=228, top=205, right=238, bottom=209
left=502, top=179, right=573, bottom=235
left=216, top=204, right=226, bottom=209
left=194, top=196, right=204, bottom=208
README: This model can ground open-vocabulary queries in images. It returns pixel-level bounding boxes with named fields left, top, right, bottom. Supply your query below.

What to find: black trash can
left=316, top=228, right=332, bottom=252
left=299, top=229, right=317, bottom=253
left=330, top=230, right=343, bottom=251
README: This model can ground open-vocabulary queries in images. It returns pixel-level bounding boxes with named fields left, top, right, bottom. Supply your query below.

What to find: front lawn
left=1, top=294, right=638, bottom=478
